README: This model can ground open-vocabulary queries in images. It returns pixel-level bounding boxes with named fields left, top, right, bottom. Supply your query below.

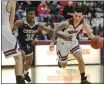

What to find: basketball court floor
left=1, top=65, right=104, bottom=84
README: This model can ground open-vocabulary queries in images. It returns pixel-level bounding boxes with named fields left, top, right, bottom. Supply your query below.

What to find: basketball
left=90, top=36, right=103, bottom=49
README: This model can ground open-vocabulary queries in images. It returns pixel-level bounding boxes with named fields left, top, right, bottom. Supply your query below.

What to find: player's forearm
left=42, top=25, right=52, bottom=30
left=87, top=32, right=95, bottom=39
left=51, top=25, right=62, bottom=42
left=51, top=20, right=69, bottom=42
left=83, top=20, right=95, bottom=39
left=51, top=30, right=57, bottom=42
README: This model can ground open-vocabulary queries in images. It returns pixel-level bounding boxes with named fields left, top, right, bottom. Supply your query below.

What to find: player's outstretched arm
left=49, top=20, right=69, bottom=51
left=51, top=20, right=69, bottom=42
left=83, top=20, right=95, bottom=39
left=12, top=20, right=23, bottom=32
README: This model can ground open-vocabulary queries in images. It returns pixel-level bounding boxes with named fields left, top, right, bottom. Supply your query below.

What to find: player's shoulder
left=15, top=19, right=23, bottom=26
left=67, top=18, right=74, bottom=25
left=61, top=18, right=73, bottom=25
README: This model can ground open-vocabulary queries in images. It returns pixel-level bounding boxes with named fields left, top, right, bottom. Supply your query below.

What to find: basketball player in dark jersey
left=13, top=7, right=39, bottom=82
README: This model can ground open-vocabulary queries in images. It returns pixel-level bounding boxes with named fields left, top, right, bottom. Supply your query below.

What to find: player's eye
left=79, top=16, right=81, bottom=17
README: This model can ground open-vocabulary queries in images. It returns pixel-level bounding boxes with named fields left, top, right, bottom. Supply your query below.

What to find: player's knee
left=28, top=61, right=32, bottom=66
left=27, top=56, right=33, bottom=66
left=26, top=59, right=32, bottom=66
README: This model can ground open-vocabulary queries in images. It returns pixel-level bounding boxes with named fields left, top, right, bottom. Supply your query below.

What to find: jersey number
left=26, top=34, right=34, bottom=41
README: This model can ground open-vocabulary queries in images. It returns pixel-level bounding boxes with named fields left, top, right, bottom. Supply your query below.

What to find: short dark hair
left=26, top=7, right=35, bottom=13
left=73, top=7, right=84, bottom=14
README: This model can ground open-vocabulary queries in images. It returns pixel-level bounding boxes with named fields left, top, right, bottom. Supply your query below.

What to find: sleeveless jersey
left=57, top=18, right=84, bottom=43
left=2, top=1, right=10, bottom=27
left=17, top=19, right=38, bottom=45
left=2, top=1, right=22, bottom=58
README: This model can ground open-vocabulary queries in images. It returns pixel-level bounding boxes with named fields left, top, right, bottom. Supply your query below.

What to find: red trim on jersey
left=57, top=51, right=68, bottom=60
left=4, top=42, right=18, bottom=55
left=70, top=45, right=80, bottom=54
left=5, top=51, right=17, bottom=56
left=68, top=18, right=84, bottom=29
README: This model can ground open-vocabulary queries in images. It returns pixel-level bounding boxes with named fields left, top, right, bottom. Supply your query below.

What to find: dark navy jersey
left=17, top=19, right=38, bottom=46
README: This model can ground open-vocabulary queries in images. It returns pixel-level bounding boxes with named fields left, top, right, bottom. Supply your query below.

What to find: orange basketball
left=90, top=36, right=103, bottom=49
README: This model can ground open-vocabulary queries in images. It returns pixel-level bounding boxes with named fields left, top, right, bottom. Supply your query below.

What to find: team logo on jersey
left=64, top=25, right=78, bottom=34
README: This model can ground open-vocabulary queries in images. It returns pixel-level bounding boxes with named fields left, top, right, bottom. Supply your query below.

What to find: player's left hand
left=49, top=42, right=54, bottom=51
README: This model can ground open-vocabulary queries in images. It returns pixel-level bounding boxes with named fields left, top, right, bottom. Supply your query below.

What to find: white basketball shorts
left=2, top=25, right=21, bottom=58
left=56, top=39, right=81, bottom=63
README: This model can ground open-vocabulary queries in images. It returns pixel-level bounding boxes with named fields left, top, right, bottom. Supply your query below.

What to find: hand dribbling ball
left=90, top=36, right=103, bottom=49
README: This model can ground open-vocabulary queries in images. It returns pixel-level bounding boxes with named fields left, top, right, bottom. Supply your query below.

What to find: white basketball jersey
left=2, top=1, right=10, bottom=26
left=57, top=18, right=83, bottom=43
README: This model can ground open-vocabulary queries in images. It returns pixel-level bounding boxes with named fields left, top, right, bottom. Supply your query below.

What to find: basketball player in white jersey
left=1, top=1, right=25, bottom=83
left=39, top=7, right=98, bottom=84
left=49, top=7, right=98, bottom=84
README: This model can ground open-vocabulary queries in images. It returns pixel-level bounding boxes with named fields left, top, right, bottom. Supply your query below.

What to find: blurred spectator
left=16, top=1, right=32, bottom=20
left=81, top=1, right=89, bottom=15
left=37, top=1, right=51, bottom=22
left=16, top=5, right=26, bottom=19
left=85, top=12, right=93, bottom=26
left=29, top=1, right=41, bottom=16
left=50, top=1, right=64, bottom=22
left=44, top=19, right=54, bottom=39
left=45, top=19, right=54, bottom=29
left=16, top=1, right=31, bottom=10
left=36, top=30, right=51, bottom=40
left=99, top=21, right=104, bottom=37
left=88, top=2, right=96, bottom=18
left=35, top=23, right=51, bottom=40
left=59, top=1, right=68, bottom=7
left=91, top=12, right=103, bottom=35
left=63, top=1, right=74, bottom=19
left=72, top=1, right=77, bottom=7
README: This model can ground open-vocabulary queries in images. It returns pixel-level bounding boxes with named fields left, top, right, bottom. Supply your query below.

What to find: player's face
left=73, top=12, right=83, bottom=22
left=26, top=11, right=35, bottom=22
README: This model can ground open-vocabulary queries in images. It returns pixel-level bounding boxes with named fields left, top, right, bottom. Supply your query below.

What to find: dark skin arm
left=12, top=20, right=23, bottom=32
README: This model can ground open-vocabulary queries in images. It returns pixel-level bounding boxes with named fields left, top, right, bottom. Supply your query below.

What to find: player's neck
left=73, top=19, right=81, bottom=28
left=26, top=19, right=35, bottom=27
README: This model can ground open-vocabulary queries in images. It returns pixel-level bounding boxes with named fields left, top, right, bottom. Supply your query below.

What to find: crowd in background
left=14, top=1, right=104, bottom=40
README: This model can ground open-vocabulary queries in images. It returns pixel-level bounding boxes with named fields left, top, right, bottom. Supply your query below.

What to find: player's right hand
left=49, top=42, right=54, bottom=51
